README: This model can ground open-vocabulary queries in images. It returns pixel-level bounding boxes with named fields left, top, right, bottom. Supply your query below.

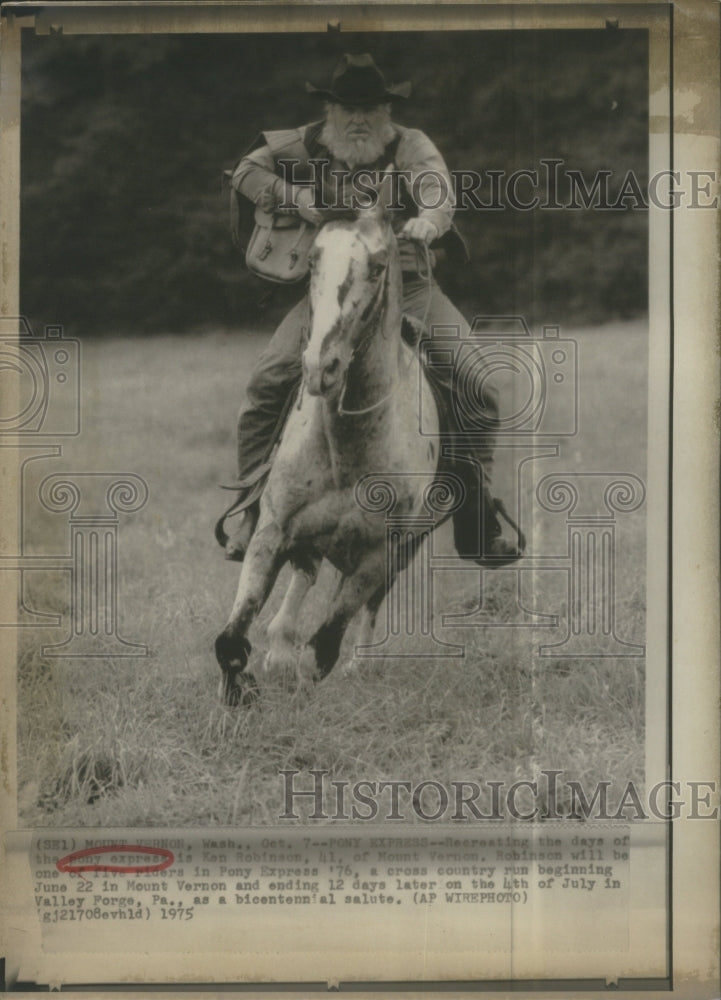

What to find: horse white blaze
left=303, top=224, right=384, bottom=396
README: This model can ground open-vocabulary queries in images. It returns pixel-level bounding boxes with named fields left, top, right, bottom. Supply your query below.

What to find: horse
left=214, top=207, right=447, bottom=706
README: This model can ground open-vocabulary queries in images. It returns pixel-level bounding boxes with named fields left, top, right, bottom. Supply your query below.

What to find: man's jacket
left=231, top=120, right=461, bottom=274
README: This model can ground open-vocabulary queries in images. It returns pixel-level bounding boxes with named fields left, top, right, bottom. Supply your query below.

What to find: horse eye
left=369, top=262, right=385, bottom=280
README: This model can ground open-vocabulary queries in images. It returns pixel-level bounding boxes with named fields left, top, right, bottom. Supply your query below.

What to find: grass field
left=16, top=320, right=648, bottom=826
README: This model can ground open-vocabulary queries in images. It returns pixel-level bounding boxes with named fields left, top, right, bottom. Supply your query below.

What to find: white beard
left=321, top=107, right=396, bottom=168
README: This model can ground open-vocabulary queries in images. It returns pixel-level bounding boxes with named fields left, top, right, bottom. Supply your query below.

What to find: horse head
left=302, top=207, right=400, bottom=400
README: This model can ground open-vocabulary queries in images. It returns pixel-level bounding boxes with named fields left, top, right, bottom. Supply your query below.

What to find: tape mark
left=56, top=844, right=174, bottom=875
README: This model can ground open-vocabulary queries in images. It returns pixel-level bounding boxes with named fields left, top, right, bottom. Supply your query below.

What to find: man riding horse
left=218, top=53, right=524, bottom=567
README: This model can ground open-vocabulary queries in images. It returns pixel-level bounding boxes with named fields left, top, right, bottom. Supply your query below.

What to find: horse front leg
left=343, top=531, right=425, bottom=673
left=264, top=554, right=321, bottom=681
left=299, top=549, right=387, bottom=683
left=340, top=582, right=389, bottom=676
left=215, top=521, right=286, bottom=706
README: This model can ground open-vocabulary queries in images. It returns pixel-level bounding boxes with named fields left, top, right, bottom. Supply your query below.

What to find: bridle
left=338, top=238, right=435, bottom=418
left=302, top=230, right=435, bottom=418
left=336, top=263, right=393, bottom=417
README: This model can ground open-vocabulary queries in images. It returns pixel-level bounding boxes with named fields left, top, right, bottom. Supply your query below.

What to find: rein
left=417, top=241, right=433, bottom=332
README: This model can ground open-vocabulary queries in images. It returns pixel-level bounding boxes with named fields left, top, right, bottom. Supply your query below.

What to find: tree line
left=20, top=27, right=648, bottom=335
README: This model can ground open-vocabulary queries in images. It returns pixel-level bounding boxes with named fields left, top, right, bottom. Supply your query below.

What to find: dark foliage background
left=20, top=28, right=648, bottom=335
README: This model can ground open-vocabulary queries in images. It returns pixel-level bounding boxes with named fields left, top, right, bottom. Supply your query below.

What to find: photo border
left=0, top=0, right=718, bottom=995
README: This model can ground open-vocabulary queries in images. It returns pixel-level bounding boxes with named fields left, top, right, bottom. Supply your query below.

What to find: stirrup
left=223, top=501, right=260, bottom=562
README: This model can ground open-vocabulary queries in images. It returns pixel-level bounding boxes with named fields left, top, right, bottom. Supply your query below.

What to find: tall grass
left=17, top=322, right=648, bottom=826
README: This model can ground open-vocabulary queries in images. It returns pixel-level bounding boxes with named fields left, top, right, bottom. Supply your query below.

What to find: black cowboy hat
left=305, top=53, right=411, bottom=107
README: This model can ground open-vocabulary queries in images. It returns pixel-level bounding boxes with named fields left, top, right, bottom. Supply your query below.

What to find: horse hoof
left=221, top=670, right=260, bottom=708
left=307, top=620, right=344, bottom=680
left=263, top=642, right=297, bottom=677
left=297, top=644, right=321, bottom=686
left=215, top=631, right=251, bottom=670
left=215, top=632, right=254, bottom=706
left=339, top=656, right=364, bottom=677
